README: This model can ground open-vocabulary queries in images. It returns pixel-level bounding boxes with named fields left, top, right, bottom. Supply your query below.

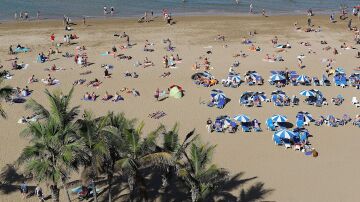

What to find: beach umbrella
left=214, top=93, right=227, bottom=101
left=270, top=74, right=286, bottom=81
left=210, top=89, right=223, bottom=96
left=335, top=67, right=345, bottom=74
left=271, top=114, right=287, bottom=123
left=296, top=75, right=310, bottom=83
left=252, top=92, right=267, bottom=101
left=234, top=114, right=250, bottom=122
left=299, top=90, right=315, bottom=97
left=274, top=129, right=295, bottom=140
left=211, top=89, right=225, bottom=98
left=231, top=75, right=242, bottom=83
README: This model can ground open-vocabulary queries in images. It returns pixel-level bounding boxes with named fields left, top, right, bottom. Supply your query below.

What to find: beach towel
left=14, top=47, right=30, bottom=53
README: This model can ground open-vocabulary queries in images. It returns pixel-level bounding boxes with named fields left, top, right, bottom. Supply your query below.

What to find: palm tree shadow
left=208, top=172, right=274, bottom=202
left=0, top=164, right=29, bottom=194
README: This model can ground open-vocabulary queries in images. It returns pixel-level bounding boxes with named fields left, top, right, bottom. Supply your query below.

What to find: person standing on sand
left=104, top=6, right=107, bottom=15
left=348, top=19, right=352, bottom=30
left=83, top=17, right=86, bottom=25
left=50, top=33, right=55, bottom=45
left=20, top=181, right=28, bottom=199
left=249, top=3, right=253, bottom=13
left=14, top=12, right=17, bottom=20
left=110, top=7, right=114, bottom=15
left=307, top=16, right=311, bottom=27
left=37, top=11, right=40, bottom=20
left=206, top=118, right=213, bottom=133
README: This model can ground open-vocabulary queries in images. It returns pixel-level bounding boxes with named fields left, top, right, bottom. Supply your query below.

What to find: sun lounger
left=241, top=125, right=251, bottom=132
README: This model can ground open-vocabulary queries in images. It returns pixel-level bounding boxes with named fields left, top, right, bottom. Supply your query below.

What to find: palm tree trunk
left=91, top=159, right=98, bottom=202
left=61, top=178, right=72, bottom=202
left=107, top=171, right=113, bottom=202
left=50, top=185, right=60, bottom=202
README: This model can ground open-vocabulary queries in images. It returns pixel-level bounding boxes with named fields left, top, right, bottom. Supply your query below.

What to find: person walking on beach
left=307, top=16, right=311, bottom=27
left=348, top=19, right=352, bottom=30
left=50, top=33, right=55, bottom=45
left=104, top=6, right=107, bottom=15
left=206, top=118, right=213, bottom=133
left=83, top=16, right=86, bottom=25
left=110, top=7, right=114, bottom=15
left=37, top=11, right=40, bottom=20
left=14, top=12, right=17, bottom=20
left=249, top=3, right=253, bottom=13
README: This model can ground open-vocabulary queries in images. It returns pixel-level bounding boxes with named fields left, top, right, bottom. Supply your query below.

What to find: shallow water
left=0, top=0, right=359, bottom=20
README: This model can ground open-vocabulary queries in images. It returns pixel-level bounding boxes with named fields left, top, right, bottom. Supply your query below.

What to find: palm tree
left=0, top=72, right=13, bottom=118
left=178, top=142, right=229, bottom=202
left=77, top=110, right=110, bottom=202
left=19, top=87, right=82, bottom=201
left=104, top=122, right=173, bottom=201
left=101, top=112, right=135, bottom=202
left=25, top=87, right=79, bottom=128
left=17, top=120, right=84, bottom=202
left=158, top=124, right=198, bottom=188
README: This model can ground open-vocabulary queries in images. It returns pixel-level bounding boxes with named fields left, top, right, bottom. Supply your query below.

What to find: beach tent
left=169, top=85, right=183, bottom=99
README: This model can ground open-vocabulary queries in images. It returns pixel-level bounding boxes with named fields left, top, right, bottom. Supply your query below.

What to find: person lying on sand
left=233, top=51, right=248, bottom=58
left=356, top=52, right=360, bottom=58
left=300, top=41, right=311, bottom=46
left=294, top=22, right=301, bottom=30
left=102, top=91, right=113, bottom=101
left=321, top=40, right=327, bottom=44
left=340, top=42, right=355, bottom=49
left=160, top=72, right=171, bottom=78
left=87, top=78, right=102, bottom=87
left=112, top=92, right=124, bottom=102
left=215, top=34, right=225, bottom=41
left=73, top=79, right=86, bottom=85
left=143, top=57, right=154, bottom=68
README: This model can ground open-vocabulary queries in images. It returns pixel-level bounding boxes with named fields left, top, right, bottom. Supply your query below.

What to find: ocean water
left=0, top=0, right=359, bottom=20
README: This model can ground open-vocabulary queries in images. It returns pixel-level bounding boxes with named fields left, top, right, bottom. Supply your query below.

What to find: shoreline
left=0, top=11, right=345, bottom=23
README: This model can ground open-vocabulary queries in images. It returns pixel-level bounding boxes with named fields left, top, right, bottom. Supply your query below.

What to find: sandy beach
left=0, top=15, right=360, bottom=201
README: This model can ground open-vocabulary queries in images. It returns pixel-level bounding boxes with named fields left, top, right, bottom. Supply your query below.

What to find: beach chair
left=321, top=75, right=331, bottom=86
left=352, top=97, right=360, bottom=107
left=296, top=118, right=304, bottom=128
left=273, top=135, right=282, bottom=145
left=266, top=119, right=276, bottom=131
left=313, top=77, right=320, bottom=86
left=241, top=125, right=251, bottom=132
left=340, top=76, right=347, bottom=88
left=216, top=99, right=226, bottom=109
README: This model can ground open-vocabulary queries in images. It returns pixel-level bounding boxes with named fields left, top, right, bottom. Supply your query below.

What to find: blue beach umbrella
left=271, top=114, right=288, bottom=123
left=274, top=129, right=295, bottom=140
left=270, top=74, right=286, bottom=82
left=297, top=75, right=310, bottom=83
left=299, top=90, right=315, bottom=97
left=210, top=89, right=224, bottom=97
left=234, top=114, right=250, bottom=122
left=231, top=75, right=242, bottom=83
left=214, top=93, right=227, bottom=101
